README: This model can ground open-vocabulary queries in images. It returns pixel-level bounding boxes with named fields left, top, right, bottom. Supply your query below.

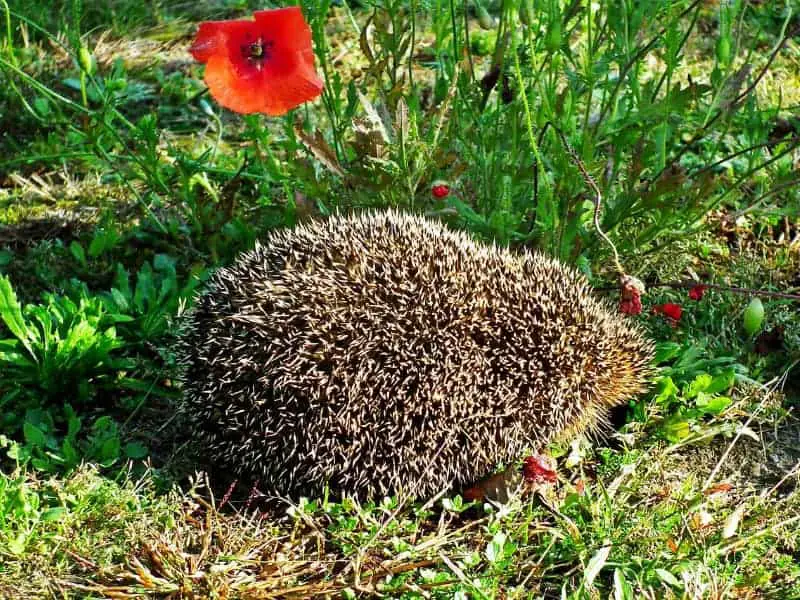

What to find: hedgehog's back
left=179, top=210, right=653, bottom=498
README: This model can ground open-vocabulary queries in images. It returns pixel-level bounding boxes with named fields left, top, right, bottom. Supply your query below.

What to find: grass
left=0, top=0, right=799, bottom=597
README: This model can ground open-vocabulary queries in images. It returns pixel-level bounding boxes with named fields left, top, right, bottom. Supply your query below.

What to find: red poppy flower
left=189, top=7, right=323, bottom=116
left=688, top=284, right=707, bottom=301
left=431, top=182, right=450, bottom=198
left=653, top=303, right=682, bottom=321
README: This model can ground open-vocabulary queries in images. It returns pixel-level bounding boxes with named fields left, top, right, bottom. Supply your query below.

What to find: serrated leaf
left=706, top=369, right=735, bottom=394
left=654, top=377, right=678, bottom=405
left=686, top=373, right=713, bottom=398
left=294, top=126, right=345, bottom=177
left=88, top=234, right=105, bottom=258
left=69, top=241, right=86, bottom=265
left=0, top=276, right=36, bottom=360
left=109, top=288, right=129, bottom=312
left=653, top=341, right=682, bottom=364
left=663, top=416, right=691, bottom=442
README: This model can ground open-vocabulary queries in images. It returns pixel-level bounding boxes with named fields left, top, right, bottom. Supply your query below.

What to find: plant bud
left=546, top=18, right=562, bottom=53
left=78, top=46, right=96, bottom=75
left=476, top=4, right=495, bottom=30
left=743, top=297, right=764, bottom=336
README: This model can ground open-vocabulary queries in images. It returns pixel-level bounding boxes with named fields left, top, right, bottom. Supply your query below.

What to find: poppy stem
left=553, top=125, right=624, bottom=277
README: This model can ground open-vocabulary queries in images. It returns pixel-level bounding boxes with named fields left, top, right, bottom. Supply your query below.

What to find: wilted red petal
left=704, top=482, right=734, bottom=495
left=619, top=274, right=645, bottom=315
left=688, top=284, right=707, bottom=301
left=190, top=7, right=323, bottom=116
left=619, top=295, right=642, bottom=315
left=522, top=455, right=557, bottom=484
left=653, top=303, right=682, bottom=321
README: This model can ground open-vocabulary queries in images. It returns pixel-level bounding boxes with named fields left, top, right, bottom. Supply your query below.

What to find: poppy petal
left=189, top=20, right=251, bottom=63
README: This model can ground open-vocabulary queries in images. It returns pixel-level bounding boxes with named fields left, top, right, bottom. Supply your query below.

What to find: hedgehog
left=178, top=209, right=654, bottom=499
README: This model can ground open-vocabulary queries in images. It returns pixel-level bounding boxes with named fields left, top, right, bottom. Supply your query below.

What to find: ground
left=0, top=1, right=799, bottom=598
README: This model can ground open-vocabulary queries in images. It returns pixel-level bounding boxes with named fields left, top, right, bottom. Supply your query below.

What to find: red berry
left=431, top=184, right=450, bottom=198
left=688, top=285, right=707, bottom=301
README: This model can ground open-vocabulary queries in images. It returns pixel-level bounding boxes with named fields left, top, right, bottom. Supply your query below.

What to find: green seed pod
left=546, top=18, right=562, bottom=53
left=78, top=46, right=96, bottom=75
left=716, top=36, right=731, bottom=67
left=476, top=4, right=495, bottom=30
left=743, top=297, right=764, bottom=336
left=519, top=0, right=533, bottom=26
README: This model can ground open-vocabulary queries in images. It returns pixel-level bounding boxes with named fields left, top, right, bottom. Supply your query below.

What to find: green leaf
left=686, top=373, right=712, bottom=398
left=133, top=264, right=154, bottom=313
left=0, top=276, right=36, bottom=360
left=61, top=437, right=79, bottom=467
left=8, top=533, right=27, bottom=555
left=0, top=249, right=13, bottom=267
left=706, top=369, right=735, bottom=395
left=41, top=507, right=67, bottom=521
left=66, top=413, right=82, bottom=439
left=583, top=544, right=611, bottom=589
left=485, top=531, right=507, bottom=564
left=23, top=422, right=46, bottom=447
left=654, top=377, right=678, bottom=405
left=613, top=568, right=633, bottom=600
left=663, top=416, right=691, bottom=442
left=69, top=241, right=86, bottom=266
left=653, top=342, right=682, bottom=364
left=109, top=288, right=130, bottom=312
left=655, top=568, right=681, bottom=587
left=124, top=441, right=148, bottom=459
left=99, top=437, right=121, bottom=464
left=153, top=253, right=176, bottom=273
left=695, top=393, right=732, bottom=415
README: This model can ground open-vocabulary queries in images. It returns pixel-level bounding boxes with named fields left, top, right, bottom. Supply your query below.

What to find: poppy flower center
left=241, top=37, right=274, bottom=69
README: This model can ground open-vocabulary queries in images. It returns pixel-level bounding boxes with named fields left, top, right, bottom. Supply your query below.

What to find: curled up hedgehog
left=178, top=210, right=654, bottom=499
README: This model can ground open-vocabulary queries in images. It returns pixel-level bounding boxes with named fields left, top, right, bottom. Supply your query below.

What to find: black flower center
left=241, top=37, right=274, bottom=70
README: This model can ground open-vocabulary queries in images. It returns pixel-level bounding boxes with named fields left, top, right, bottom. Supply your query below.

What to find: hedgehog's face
left=532, top=317, right=654, bottom=447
